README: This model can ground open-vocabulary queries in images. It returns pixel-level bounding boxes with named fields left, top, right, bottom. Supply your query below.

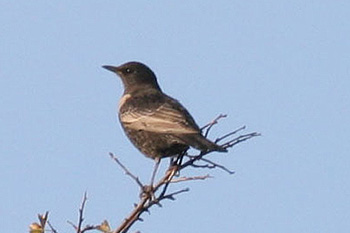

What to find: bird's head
left=103, top=61, right=161, bottom=94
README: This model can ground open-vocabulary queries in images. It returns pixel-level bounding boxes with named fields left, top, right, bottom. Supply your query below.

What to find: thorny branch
left=29, top=114, right=259, bottom=233
left=67, top=192, right=99, bottom=233
left=109, top=114, right=260, bottom=233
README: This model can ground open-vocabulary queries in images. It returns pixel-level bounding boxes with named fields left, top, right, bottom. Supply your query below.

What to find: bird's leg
left=150, top=157, right=161, bottom=187
left=168, top=151, right=186, bottom=178
left=176, top=153, right=185, bottom=166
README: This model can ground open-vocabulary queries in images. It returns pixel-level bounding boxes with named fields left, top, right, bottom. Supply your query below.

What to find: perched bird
left=103, top=61, right=227, bottom=161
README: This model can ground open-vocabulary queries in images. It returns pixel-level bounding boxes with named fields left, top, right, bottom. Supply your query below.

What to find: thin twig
left=38, top=212, right=49, bottom=230
left=67, top=192, right=96, bottom=233
left=188, top=157, right=235, bottom=174
left=200, top=158, right=235, bottom=174
left=179, top=151, right=207, bottom=170
left=201, top=114, right=227, bottom=131
left=201, top=114, right=227, bottom=137
left=81, top=225, right=98, bottom=233
left=47, top=220, right=59, bottom=233
left=77, top=192, right=88, bottom=233
left=222, top=132, right=260, bottom=149
left=160, top=188, right=190, bottom=201
left=67, top=221, right=77, bottom=231
left=170, top=174, right=212, bottom=183
left=110, top=153, right=144, bottom=189
left=215, top=125, right=246, bottom=143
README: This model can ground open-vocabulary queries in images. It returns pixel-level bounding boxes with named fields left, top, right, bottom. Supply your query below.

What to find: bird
left=102, top=61, right=227, bottom=163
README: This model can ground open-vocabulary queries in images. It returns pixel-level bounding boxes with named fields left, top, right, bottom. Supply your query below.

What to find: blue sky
left=1, top=1, right=349, bottom=233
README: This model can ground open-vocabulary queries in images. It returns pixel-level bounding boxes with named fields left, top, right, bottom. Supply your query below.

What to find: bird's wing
left=120, top=102, right=199, bottom=134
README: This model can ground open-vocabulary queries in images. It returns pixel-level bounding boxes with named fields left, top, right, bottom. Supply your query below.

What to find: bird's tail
left=182, top=134, right=227, bottom=153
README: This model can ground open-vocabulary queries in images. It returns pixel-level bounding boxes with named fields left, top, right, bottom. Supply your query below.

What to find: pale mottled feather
left=120, top=103, right=198, bottom=134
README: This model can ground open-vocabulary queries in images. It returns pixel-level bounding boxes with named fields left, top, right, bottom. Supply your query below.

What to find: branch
left=222, top=132, right=260, bottom=149
left=113, top=196, right=149, bottom=233
left=68, top=192, right=99, bottom=233
left=47, top=220, right=58, bottom=233
left=160, top=188, right=190, bottom=201
left=201, top=114, right=227, bottom=138
left=215, top=125, right=246, bottom=143
left=110, top=153, right=144, bottom=189
left=112, top=162, right=186, bottom=233
left=111, top=122, right=259, bottom=233
left=29, top=111, right=259, bottom=233
left=189, top=157, right=235, bottom=174
left=29, top=212, right=49, bottom=233
left=77, top=192, right=88, bottom=233
left=170, top=174, right=212, bottom=183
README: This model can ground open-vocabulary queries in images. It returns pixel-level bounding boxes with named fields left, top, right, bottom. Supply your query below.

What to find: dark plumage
left=103, top=61, right=226, bottom=160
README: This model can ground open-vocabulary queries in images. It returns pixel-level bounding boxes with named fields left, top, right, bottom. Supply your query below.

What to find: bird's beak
left=102, top=65, right=119, bottom=73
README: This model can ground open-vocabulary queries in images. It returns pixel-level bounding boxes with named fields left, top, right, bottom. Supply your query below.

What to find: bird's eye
left=125, top=68, right=132, bottom=73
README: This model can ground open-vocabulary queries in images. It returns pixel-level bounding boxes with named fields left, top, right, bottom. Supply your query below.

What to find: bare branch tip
left=67, top=220, right=77, bottom=230
left=47, top=220, right=58, bottom=233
